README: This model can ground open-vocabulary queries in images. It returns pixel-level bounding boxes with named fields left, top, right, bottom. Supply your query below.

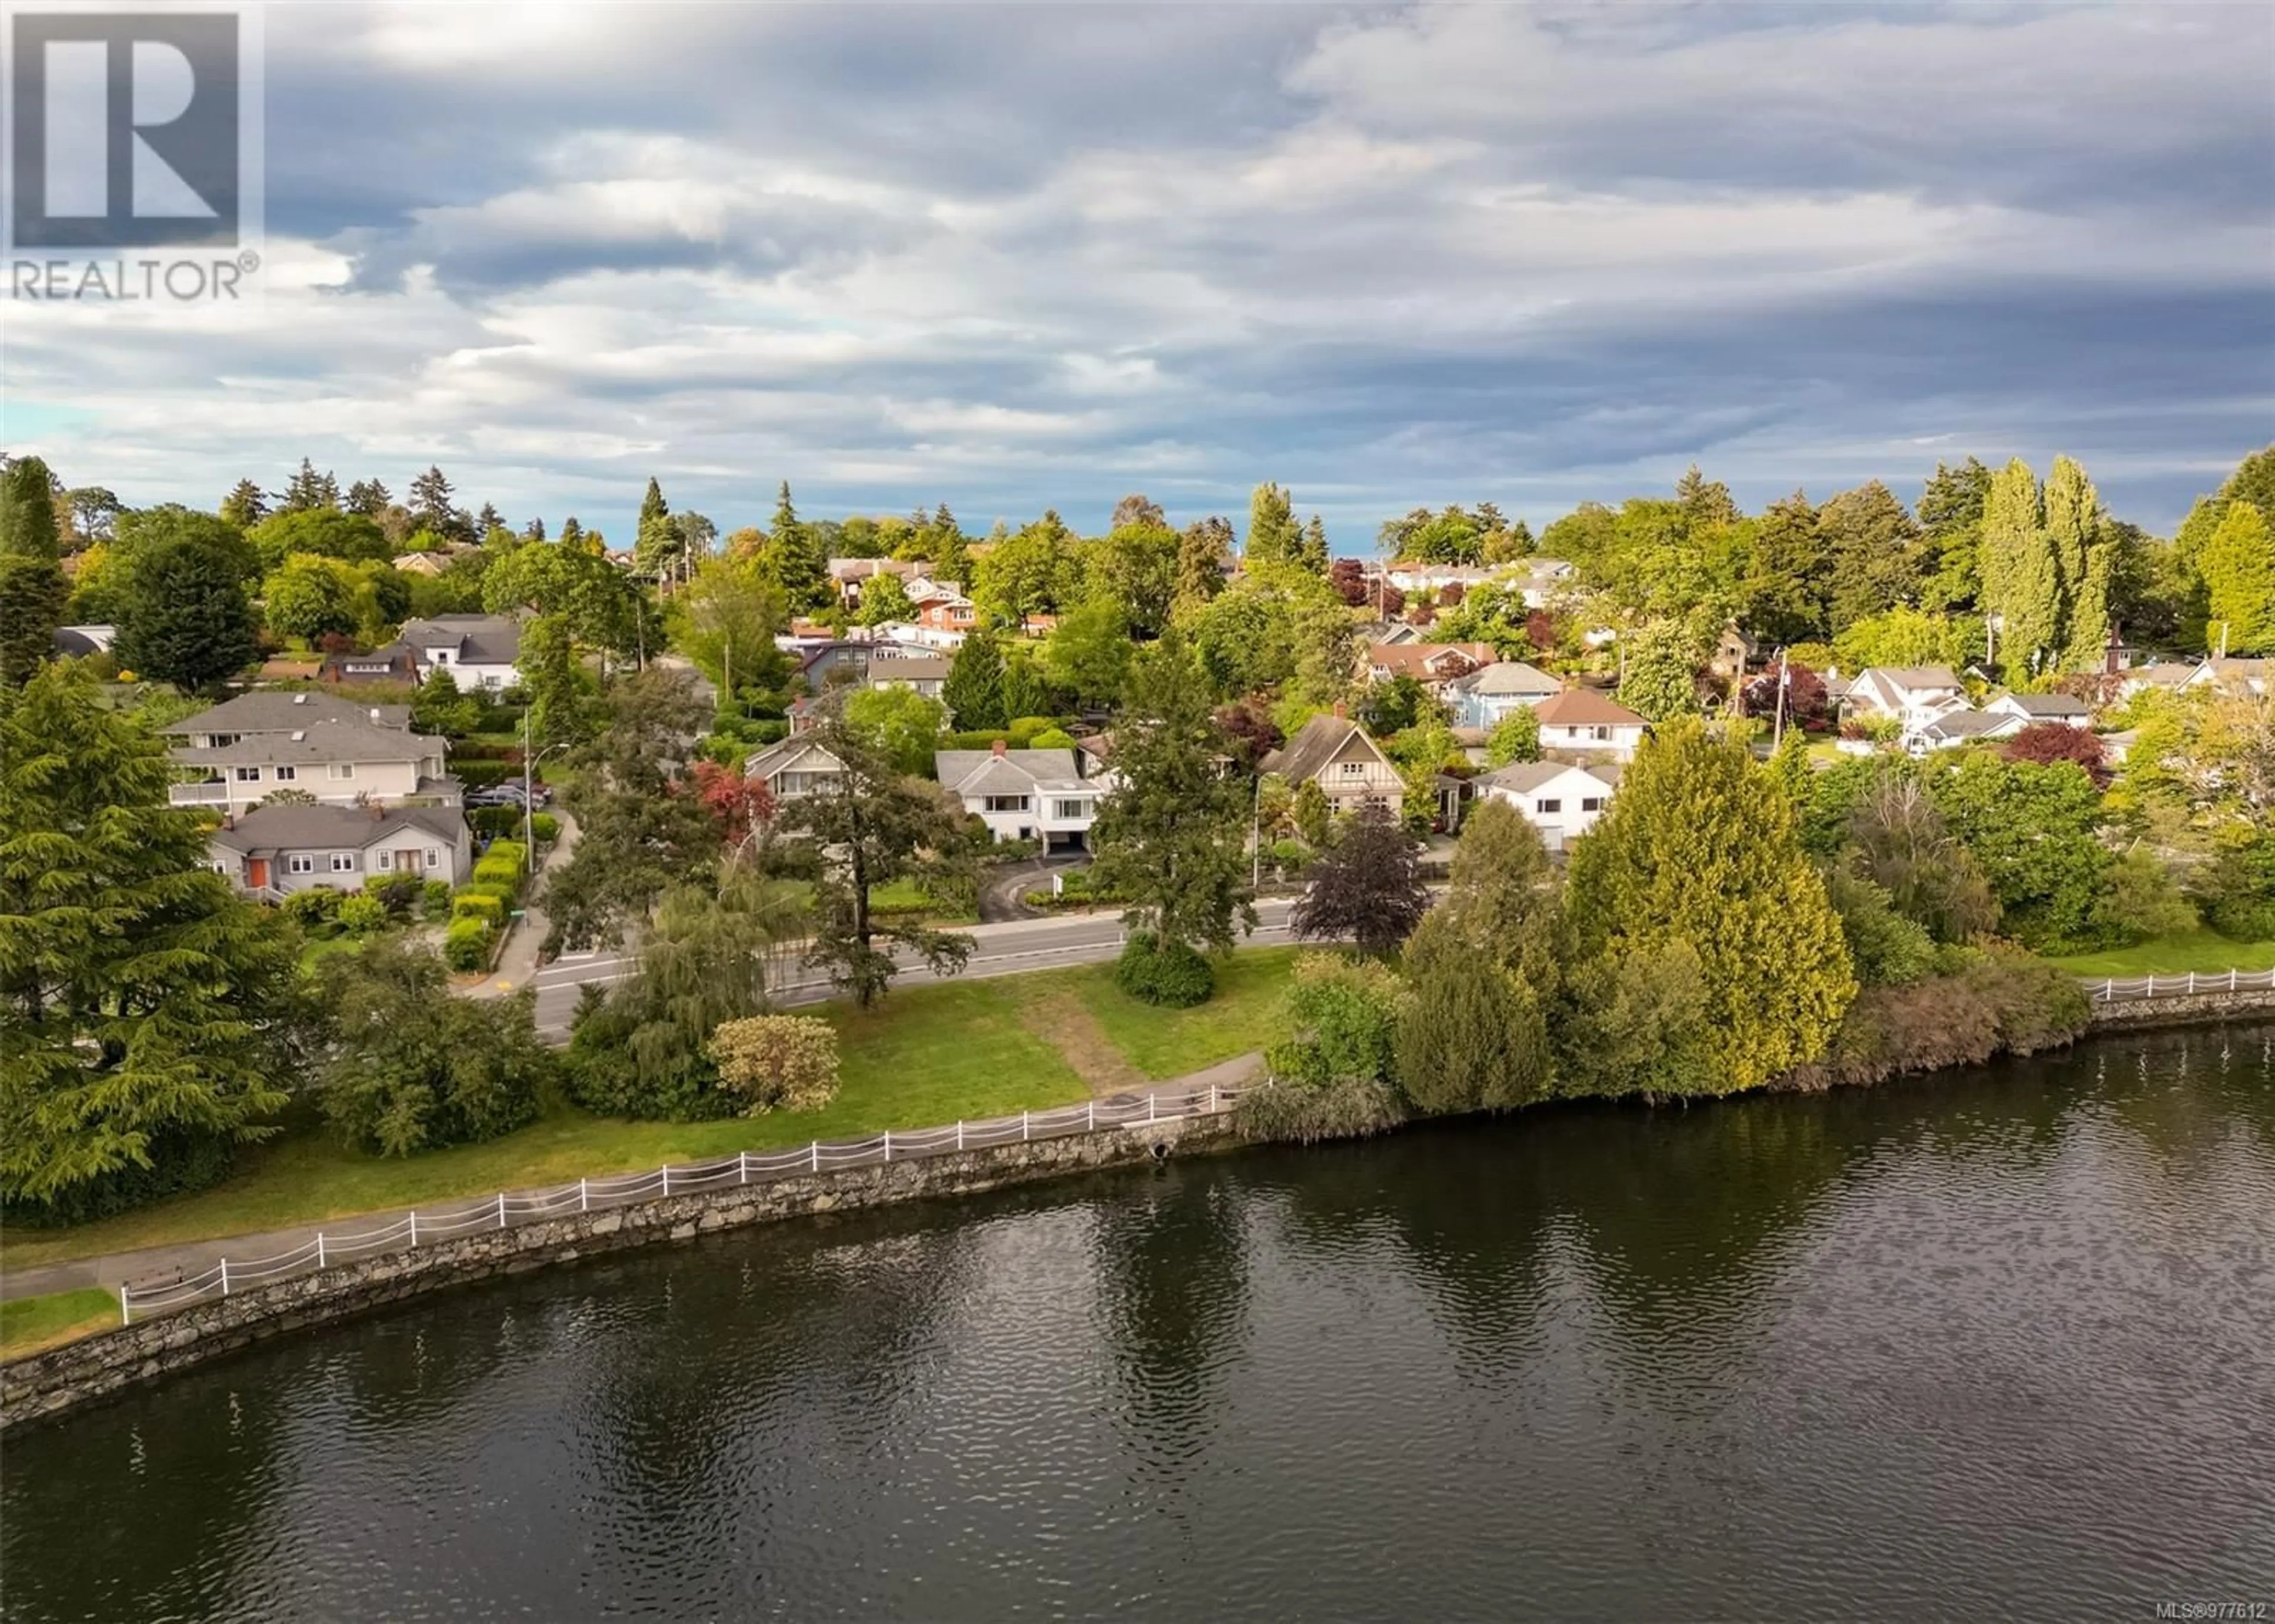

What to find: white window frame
left=426, top=848, right=443, bottom=870
left=286, top=854, right=316, bottom=875
left=982, top=794, right=1031, bottom=813
left=1581, top=797, right=1603, bottom=813
left=1052, top=799, right=1089, bottom=822
left=273, top=765, right=296, bottom=781
left=1339, top=761, right=1364, bottom=779
left=233, top=765, right=262, bottom=783
left=1537, top=797, right=1562, bottom=814
left=330, top=853, right=356, bottom=873
left=328, top=763, right=355, bottom=781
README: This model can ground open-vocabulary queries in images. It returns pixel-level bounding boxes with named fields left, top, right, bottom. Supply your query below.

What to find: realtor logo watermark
left=6, top=7, right=264, bottom=302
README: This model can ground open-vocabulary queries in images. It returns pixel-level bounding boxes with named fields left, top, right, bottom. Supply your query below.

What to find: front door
left=248, top=858, right=268, bottom=890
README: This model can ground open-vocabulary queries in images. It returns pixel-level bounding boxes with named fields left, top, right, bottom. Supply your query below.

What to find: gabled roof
left=1261, top=715, right=1393, bottom=782
left=164, top=690, right=412, bottom=736
left=172, top=716, right=444, bottom=767
left=1854, top=665, right=1963, bottom=694
left=869, top=655, right=952, bottom=683
left=396, top=614, right=522, bottom=665
left=745, top=738, right=845, bottom=780
left=1446, top=660, right=1558, bottom=697
left=1533, top=688, right=1646, bottom=727
left=1912, top=709, right=2014, bottom=743
left=1368, top=642, right=1495, bottom=680
left=210, top=802, right=466, bottom=856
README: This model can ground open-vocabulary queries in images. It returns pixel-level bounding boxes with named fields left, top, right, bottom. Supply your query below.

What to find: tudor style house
left=743, top=736, right=849, bottom=802
left=1260, top=713, right=1404, bottom=815
left=934, top=741, right=1114, bottom=847
left=207, top=802, right=473, bottom=899
left=1444, top=660, right=1561, bottom=728
left=1531, top=688, right=1648, bottom=760
left=163, top=691, right=456, bottom=814
left=1476, top=760, right=1622, bottom=852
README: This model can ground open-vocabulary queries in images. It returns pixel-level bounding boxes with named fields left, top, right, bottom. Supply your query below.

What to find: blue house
left=1445, top=660, right=1561, bottom=729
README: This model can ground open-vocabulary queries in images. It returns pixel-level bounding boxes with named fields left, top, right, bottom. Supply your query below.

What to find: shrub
left=336, top=892, right=390, bottom=935
left=469, top=805, right=523, bottom=839
left=485, top=838, right=528, bottom=867
left=1007, top=716, right=1058, bottom=747
left=1267, top=954, right=1402, bottom=1090
left=443, top=917, right=492, bottom=971
left=451, top=891, right=504, bottom=924
left=1270, top=838, right=1312, bottom=876
left=1234, top=1075, right=1405, bottom=1144
left=1113, top=931, right=1215, bottom=1007
left=362, top=874, right=422, bottom=914
left=454, top=760, right=512, bottom=789
left=0, top=1129, right=235, bottom=1228
left=1029, top=726, right=1078, bottom=749
left=422, top=878, right=453, bottom=919
left=528, top=811, right=559, bottom=843
left=947, top=729, right=1011, bottom=752
left=709, top=1015, right=841, bottom=1114
left=1776, top=949, right=2089, bottom=1091
left=280, top=888, right=342, bottom=928
left=472, top=853, right=523, bottom=891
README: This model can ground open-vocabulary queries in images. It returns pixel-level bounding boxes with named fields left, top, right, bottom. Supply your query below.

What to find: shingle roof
left=171, top=716, right=443, bottom=767
left=398, top=614, right=522, bottom=665
left=1914, top=709, right=2009, bottom=742
left=164, top=691, right=412, bottom=735
left=1859, top=665, right=1963, bottom=692
left=1260, top=715, right=1390, bottom=783
left=210, top=802, right=466, bottom=856
left=869, top=655, right=952, bottom=683
left=1368, top=642, right=1495, bottom=680
left=1533, top=688, right=1646, bottom=726
left=2002, top=692, right=2091, bottom=717
left=1479, top=760, right=1620, bottom=795
left=745, top=738, right=844, bottom=780
left=1447, top=660, right=1559, bottom=696
left=934, top=748, right=1085, bottom=794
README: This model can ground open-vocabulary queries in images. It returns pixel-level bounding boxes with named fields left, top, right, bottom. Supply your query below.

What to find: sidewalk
left=469, top=808, right=576, bottom=998
left=0, top=1063, right=1261, bottom=1306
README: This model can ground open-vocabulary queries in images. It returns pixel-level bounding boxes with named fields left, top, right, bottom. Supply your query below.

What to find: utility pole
left=1252, top=773, right=1263, bottom=889
left=1771, top=646, right=1790, bottom=749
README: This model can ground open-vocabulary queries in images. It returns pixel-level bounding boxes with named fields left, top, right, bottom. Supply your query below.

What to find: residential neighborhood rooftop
left=209, top=802, right=467, bottom=855
left=163, top=691, right=414, bottom=735
left=1532, top=688, right=1646, bottom=726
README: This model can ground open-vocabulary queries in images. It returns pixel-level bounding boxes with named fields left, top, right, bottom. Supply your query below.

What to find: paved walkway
left=0, top=1062, right=1265, bottom=1306
left=469, top=809, right=576, bottom=998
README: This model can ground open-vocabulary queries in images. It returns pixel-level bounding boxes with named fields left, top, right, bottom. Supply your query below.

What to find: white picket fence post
left=1147, top=1093, right=1156, bottom=1125
left=1087, top=1100, right=1096, bottom=1132
left=661, top=1164, right=672, bottom=1197
left=496, top=1192, right=507, bottom=1231
left=408, top=1211, right=418, bottom=1247
left=1022, top=1110, right=1030, bottom=1142
left=883, top=1130, right=892, bottom=1163
left=219, top=1258, right=230, bottom=1298
left=810, top=1141, right=819, bottom=1173
left=120, top=1289, right=132, bottom=1327
left=579, top=1177, right=589, bottom=1213
left=738, top=1151, right=749, bottom=1186
left=2189, top=970, right=2197, bottom=994
left=1209, top=1082, right=1218, bottom=1113
left=316, top=1233, right=326, bottom=1269
left=956, top=1120, right=964, bottom=1151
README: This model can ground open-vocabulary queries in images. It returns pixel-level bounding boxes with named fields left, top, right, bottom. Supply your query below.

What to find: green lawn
left=2045, top=929, right=2275, bottom=979
left=0, top=974, right=1103, bottom=1273
left=1075, top=946, right=1300, bottom=1078
left=1, top=1289, right=118, bottom=1358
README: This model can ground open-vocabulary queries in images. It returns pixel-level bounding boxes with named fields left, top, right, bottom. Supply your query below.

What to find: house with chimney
left=161, top=691, right=456, bottom=813
left=206, top=802, right=472, bottom=899
left=934, top=741, right=1116, bottom=848
left=383, top=614, right=525, bottom=690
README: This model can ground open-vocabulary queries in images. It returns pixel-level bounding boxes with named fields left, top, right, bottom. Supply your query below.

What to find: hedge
left=422, top=879, right=453, bottom=919
left=527, top=811, right=560, bottom=843
left=485, top=838, right=528, bottom=869
left=469, top=806, right=524, bottom=838
left=472, top=855, right=523, bottom=891
left=451, top=892, right=504, bottom=923
left=454, top=761, right=513, bottom=789
left=443, top=918, right=492, bottom=972
left=1113, top=931, right=1215, bottom=1007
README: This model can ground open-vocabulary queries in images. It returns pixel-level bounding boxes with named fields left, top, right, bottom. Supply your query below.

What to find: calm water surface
left=5, top=1026, right=2274, bottom=1622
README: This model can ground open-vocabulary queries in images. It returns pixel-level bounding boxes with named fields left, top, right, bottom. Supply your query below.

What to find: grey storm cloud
left=5, top=1, right=2269, bottom=543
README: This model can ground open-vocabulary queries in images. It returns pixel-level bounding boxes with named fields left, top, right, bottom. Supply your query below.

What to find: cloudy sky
left=7, top=1, right=2271, bottom=545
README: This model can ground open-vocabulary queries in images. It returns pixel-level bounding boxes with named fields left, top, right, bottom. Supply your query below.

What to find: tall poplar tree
left=1244, top=483, right=1302, bottom=572
left=1981, top=458, right=2058, bottom=674
left=2045, top=455, right=2113, bottom=670
left=2201, top=501, right=2275, bottom=654
left=0, top=456, right=69, bottom=689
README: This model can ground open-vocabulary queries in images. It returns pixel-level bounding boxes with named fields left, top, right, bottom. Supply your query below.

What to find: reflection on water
left=5, top=1026, right=2273, bottom=1622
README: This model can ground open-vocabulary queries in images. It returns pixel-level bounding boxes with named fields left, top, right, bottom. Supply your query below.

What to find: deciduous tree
left=1289, top=803, right=1428, bottom=957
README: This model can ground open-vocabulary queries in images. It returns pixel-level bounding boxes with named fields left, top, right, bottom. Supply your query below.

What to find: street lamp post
left=519, top=713, right=572, bottom=875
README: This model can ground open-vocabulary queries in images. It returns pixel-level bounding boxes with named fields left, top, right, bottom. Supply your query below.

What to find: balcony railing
left=169, top=780, right=232, bottom=806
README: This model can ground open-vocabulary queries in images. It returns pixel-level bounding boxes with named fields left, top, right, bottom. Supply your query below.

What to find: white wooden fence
left=2085, top=967, right=2275, bottom=1003
left=118, top=1085, right=1239, bottom=1324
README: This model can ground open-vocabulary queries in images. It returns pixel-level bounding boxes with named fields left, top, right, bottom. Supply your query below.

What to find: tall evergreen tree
left=0, top=666, right=303, bottom=1215
left=633, top=476, right=677, bottom=582
left=1175, top=518, right=1230, bottom=611
left=344, top=478, right=391, bottom=517
left=1558, top=720, right=1854, bottom=1097
left=1244, top=483, right=1302, bottom=571
left=1298, top=514, right=1330, bottom=574
left=2045, top=456, right=2113, bottom=670
left=1916, top=457, right=1992, bottom=611
left=1090, top=630, right=1257, bottom=956
left=1741, top=489, right=1827, bottom=645
left=2201, top=501, right=2275, bottom=655
left=1981, top=458, right=2058, bottom=674
left=113, top=533, right=259, bottom=693
left=408, top=466, right=458, bottom=534
left=281, top=459, right=339, bottom=513
left=943, top=625, right=1007, bottom=729
left=0, top=456, right=69, bottom=688
left=765, top=481, right=827, bottom=610
left=1675, top=463, right=1741, bottom=527
left=219, top=478, right=270, bottom=529
left=1819, top=481, right=1922, bottom=633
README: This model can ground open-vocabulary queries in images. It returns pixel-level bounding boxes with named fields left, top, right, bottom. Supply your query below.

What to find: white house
left=390, top=614, right=524, bottom=691
left=207, top=802, right=472, bottom=899
left=1445, top=660, right=1560, bottom=728
left=2183, top=658, right=2271, bottom=699
left=162, top=691, right=455, bottom=813
left=1531, top=688, right=1648, bottom=760
left=1477, top=761, right=1621, bottom=851
left=934, top=742, right=1111, bottom=848
left=1986, top=692, right=2093, bottom=730
left=744, top=737, right=848, bottom=802
left=1842, top=666, right=1968, bottom=728
left=1906, top=708, right=2021, bottom=753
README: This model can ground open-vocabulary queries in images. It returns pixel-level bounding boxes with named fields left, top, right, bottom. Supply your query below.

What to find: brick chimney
left=992, top=737, right=1008, bottom=757
left=1332, top=701, right=1347, bottom=719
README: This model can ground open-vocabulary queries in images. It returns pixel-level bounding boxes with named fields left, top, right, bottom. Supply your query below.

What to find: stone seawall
left=1, top=1113, right=1238, bottom=1433
left=2086, top=988, right=2275, bottom=1032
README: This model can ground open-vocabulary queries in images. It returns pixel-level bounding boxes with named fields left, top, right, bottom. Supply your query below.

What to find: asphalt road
left=524, top=896, right=1303, bottom=1037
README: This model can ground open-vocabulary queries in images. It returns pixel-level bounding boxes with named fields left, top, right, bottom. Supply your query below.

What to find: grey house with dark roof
left=207, top=803, right=472, bottom=899
left=386, top=614, right=525, bottom=690
left=934, top=742, right=1116, bottom=847
left=162, top=691, right=454, bottom=813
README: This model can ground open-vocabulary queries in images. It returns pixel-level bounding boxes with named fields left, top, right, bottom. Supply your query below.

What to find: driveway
left=978, top=851, right=1088, bottom=922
